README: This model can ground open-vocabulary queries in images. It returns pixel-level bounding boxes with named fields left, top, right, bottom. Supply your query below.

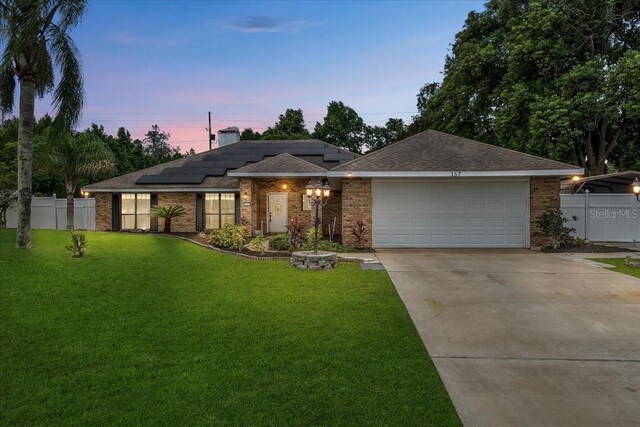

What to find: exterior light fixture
left=282, top=183, right=288, bottom=190
left=572, top=176, right=580, bottom=182
left=305, top=179, right=331, bottom=254
left=632, top=178, right=640, bottom=202
left=347, top=172, right=353, bottom=178
left=242, top=192, right=248, bottom=200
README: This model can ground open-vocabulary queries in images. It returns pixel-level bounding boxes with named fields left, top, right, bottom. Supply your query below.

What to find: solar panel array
left=135, top=141, right=357, bottom=185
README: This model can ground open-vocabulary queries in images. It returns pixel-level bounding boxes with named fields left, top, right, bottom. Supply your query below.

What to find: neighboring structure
left=561, top=171, right=640, bottom=194
left=83, top=130, right=582, bottom=249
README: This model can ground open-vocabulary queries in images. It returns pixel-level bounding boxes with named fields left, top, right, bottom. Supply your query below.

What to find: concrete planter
left=290, top=251, right=338, bottom=270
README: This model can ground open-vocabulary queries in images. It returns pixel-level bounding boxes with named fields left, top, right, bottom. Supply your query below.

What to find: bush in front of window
left=208, top=224, right=247, bottom=252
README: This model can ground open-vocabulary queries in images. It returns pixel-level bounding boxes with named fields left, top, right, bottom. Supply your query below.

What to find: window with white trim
left=205, top=193, right=235, bottom=229
left=121, top=193, right=151, bottom=230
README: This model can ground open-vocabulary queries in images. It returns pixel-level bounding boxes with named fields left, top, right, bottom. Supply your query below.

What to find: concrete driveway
left=376, top=250, right=640, bottom=426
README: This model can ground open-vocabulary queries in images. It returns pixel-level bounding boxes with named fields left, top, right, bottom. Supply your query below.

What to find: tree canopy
left=313, top=101, right=367, bottom=153
left=142, top=124, right=182, bottom=165
left=409, top=0, right=640, bottom=175
left=261, top=109, right=310, bottom=140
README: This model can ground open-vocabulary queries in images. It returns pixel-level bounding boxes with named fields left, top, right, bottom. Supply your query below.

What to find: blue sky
left=35, top=0, right=483, bottom=152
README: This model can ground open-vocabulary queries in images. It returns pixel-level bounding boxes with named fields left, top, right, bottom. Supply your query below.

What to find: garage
left=372, top=179, right=529, bottom=248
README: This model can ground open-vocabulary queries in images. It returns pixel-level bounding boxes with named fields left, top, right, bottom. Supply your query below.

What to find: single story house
left=83, top=130, right=583, bottom=249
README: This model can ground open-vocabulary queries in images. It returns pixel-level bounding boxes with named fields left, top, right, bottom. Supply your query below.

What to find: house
left=83, top=130, right=583, bottom=248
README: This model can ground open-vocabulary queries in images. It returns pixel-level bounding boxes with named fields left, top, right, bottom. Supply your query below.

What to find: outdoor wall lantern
left=632, top=178, right=640, bottom=202
left=305, top=179, right=331, bottom=254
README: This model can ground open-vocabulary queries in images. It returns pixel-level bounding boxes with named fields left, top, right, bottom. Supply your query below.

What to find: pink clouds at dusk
left=30, top=1, right=482, bottom=153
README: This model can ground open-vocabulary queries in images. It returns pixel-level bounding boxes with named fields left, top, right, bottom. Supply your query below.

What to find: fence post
left=584, top=190, right=590, bottom=241
left=53, top=193, right=58, bottom=230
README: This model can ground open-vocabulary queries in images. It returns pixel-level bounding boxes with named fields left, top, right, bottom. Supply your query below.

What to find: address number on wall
left=450, top=171, right=462, bottom=177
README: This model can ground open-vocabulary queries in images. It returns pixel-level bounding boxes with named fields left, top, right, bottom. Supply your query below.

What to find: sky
left=33, top=0, right=483, bottom=153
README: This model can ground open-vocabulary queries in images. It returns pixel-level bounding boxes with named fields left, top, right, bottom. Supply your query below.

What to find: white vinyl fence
left=561, top=194, right=640, bottom=242
left=6, top=196, right=95, bottom=230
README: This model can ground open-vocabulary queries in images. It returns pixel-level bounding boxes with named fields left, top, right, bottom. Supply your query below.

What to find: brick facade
left=341, top=178, right=372, bottom=247
left=157, top=193, right=197, bottom=232
left=95, top=193, right=112, bottom=231
left=529, top=177, right=561, bottom=249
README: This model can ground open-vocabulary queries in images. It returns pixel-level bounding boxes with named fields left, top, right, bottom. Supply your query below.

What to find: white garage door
left=372, top=179, right=528, bottom=248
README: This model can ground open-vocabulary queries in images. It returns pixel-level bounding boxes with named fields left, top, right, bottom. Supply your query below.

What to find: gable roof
left=229, top=153, right=327, bottom=177
left=329, top=130, right=583, bottom=177
left=83, top=139, right=358, bottom=192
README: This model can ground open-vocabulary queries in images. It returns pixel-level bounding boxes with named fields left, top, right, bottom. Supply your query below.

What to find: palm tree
left=0, top=0, right=87, bottom=247
left=150, top=205, right=186, bottom=233
left=36, top=131, right=114, bottom=230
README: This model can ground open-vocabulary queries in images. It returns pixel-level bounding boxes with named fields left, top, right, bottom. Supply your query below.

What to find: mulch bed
left=172, top=232, right=292, bottom=258
left=543, top=243, right=637, bottom=253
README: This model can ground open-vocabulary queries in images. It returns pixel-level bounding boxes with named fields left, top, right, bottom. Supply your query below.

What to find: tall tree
left=240, top=128, right=262, bottom=140
left=262, top=109, right=310, bottom=140
left=410, top=0, right=640, bottom=175
left=364, top=118, right=407, bottom=153
left=313, top=101, right=366, bottom=153
left=0, top=0, right=87, bottom=247
left=36, top=130, right=114, bottom=230
left=142, top=124, right=181, bottom=165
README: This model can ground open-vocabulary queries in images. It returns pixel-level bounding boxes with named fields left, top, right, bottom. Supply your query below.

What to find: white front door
left=267, top=193, right=288, bottom=233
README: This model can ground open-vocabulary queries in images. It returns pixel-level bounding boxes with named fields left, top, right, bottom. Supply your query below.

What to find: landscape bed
left=0, top=230, right=459, bottom=425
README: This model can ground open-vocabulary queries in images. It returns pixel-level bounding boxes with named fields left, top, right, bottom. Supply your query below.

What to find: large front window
left=205, top=193, right=235, bottom=229
left=121, top=194, right=150, bottom=230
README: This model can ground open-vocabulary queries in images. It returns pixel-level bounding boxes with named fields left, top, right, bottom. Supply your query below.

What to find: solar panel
left=324, top=153, right=356, bottom=162
left=136, top=174, right=206, bottom=184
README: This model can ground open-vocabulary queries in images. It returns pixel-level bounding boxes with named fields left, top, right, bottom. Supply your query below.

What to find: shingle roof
left=229, top=153, right=327, bottom=176
left=83, top=139, right=358, bottom=191
left=331, top=130, right=581, bottom=173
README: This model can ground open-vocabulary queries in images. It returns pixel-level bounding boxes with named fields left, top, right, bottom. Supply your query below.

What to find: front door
left=267, top=193, right=288, bottom=233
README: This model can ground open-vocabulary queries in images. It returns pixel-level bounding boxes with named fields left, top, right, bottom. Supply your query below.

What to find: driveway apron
left=376, top=249, right=640, bottom=427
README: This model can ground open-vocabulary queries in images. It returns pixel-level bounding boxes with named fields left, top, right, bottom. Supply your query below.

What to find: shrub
left=65, top=231, right=87, bottom=258
left=303, top=228, right=354, bottom=252
left=208, top=224, right=247, bottom=251
left=250, top=234, right=266, bottom=255
left=286, top=218, right=305, bottom=248
left=350, top=219, right=367, bottom=249
left=0, top=190, right=18, bottom=229
left=150, top=205, right=186, bottom=233
left=537, top=210, right=575, bottom=249
left=269, top=233, right=293, bottom=251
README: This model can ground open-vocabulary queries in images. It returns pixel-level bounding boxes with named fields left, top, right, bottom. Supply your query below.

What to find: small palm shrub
left=209, top=224, right=247, bottom=252
left=350, top=219, right=368, bottom=249
left=65, top=231, right=87, bottom=258
left=269, top=234, right=293, bottom=251
left=537, top=210, right=576, bottom=249
left=250, top=234, right=266, bottom=255
left=150, top=205, right=186, bottom=233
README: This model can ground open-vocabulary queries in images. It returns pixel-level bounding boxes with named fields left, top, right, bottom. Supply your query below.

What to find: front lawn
left=0, top=230, right=459, bottom=425
left=590, top=258, right=640, bottom=279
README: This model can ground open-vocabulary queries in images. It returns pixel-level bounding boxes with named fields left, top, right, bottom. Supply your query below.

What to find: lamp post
left=632, top=178, right=640, bottom=202
left=305, top=179, right=331, bottom=255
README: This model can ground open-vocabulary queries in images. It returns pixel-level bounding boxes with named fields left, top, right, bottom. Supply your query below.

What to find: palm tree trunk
left=16, top=77, right=36, bottom=248
left=66, top=192, right=75, bottom=230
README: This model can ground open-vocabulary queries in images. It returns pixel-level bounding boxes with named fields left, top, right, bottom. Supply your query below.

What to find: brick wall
left=322, top=191, right=342, bottom=240
left=158, top=193, right=197, bottom=232
left=95, top=193, right=112, bottom=231
left=341, top=178, right=372, bottom=247
left=530, top=177, right=561, bottom=249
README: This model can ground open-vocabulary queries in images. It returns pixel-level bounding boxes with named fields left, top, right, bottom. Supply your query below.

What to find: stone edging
left=169, top=235, right=290, bottom=261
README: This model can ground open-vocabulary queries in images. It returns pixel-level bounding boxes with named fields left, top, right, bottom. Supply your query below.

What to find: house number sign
left=450, top=171, right=462, bottom=177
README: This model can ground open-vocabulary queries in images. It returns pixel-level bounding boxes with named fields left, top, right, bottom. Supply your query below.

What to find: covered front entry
left=371, top=179, right=529, bottom=248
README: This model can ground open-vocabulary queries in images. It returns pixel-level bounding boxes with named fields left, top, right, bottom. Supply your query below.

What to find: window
left=121, top=194, right=150, bottom=230
left=205, top=193, right=235, bottom=229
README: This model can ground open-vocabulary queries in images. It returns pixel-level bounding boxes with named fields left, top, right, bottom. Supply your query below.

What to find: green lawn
left=591, top=258, right=640, bottom=279
left=0, top=230, right=459, bottom=426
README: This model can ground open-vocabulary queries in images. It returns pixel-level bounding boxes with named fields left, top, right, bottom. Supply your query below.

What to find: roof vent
left=218, top=126, right=240, bottom=147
